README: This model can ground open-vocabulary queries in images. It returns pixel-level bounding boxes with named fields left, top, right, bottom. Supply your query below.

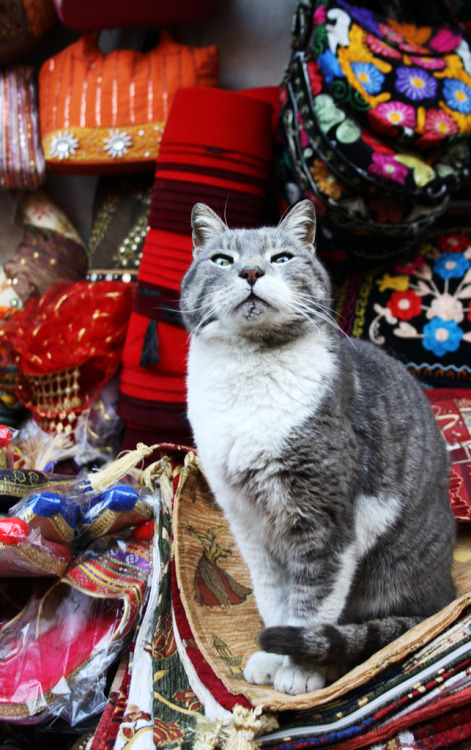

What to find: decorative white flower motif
left=103, top=129, right=133, bottom=159
left=50, top=131, right=80, bottom=160
left=426, top=293, right=465, bottom=322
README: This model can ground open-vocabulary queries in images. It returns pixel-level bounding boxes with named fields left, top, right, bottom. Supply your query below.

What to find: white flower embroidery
left=50, top=131, right=80, bottom=160
left=426, top=293, right=465, bottom=323
left=103, top=130, right=133, bottom=158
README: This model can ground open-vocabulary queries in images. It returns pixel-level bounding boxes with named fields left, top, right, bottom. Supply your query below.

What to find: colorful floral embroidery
left=316, top=0, right=471, bottom=142
left=409, top=56, right=446, bottom=70
left=429, top=28, right=462, bottom=53
left=352, top=61, right=385, bottom=94
left=310, top=158, right=346, bottom=200
left=423, top=318, right=464, bottom=356
left=387, top=290, right=422, bottom=320
left=374, top=101, right=416, bottom=130
left=365, top=235, right=471, bottom=365
left=317, top=49, right=343, bottom=83
left=437, top=234, right=471, bottom=253
left=443, top=79, right=471, bottom=114
left=365, top=34, right=401, bottom=59
left=424, top=109, right=458, bottom=139
left=395, top=67, right=438, bottom=100
left=367, top=153, right=408, bottom=184
left=434, top=252, right=470, bottom=280
left=378, top=23, right=404, bottom=45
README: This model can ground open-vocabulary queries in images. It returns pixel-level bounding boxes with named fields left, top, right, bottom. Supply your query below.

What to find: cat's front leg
left=266, top=541, right=358, bottom=694
left=231, top=532, right=289, bottom=686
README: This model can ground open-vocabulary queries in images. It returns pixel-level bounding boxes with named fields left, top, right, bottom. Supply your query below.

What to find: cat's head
left=180, top=200, right=332, bottom=345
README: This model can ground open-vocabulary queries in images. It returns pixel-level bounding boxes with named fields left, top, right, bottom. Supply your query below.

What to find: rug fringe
left=194, top=706, right=279, bottom=750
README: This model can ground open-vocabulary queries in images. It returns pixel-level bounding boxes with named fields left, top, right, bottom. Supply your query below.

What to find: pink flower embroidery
left=409, top=55, right=446, bottom=70
left=368, top=153, right=409, bottom=185
left=429, top=28, right=462, bottom=53
left=313, top=5, right=326, bottom=25
left=374, top=101, right=416, bottom=130
left=365, top=34, right=401, bottom=59
left=424, top=109, right=459, bottom=137
left=378, top=23, right=404, bottom=45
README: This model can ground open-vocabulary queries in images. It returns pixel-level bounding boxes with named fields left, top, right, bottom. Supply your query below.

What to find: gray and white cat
left=180, top=200, right=456, bottom=696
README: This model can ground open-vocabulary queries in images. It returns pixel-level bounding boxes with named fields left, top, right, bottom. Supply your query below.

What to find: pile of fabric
left=0, top=0, right=471, bottom=748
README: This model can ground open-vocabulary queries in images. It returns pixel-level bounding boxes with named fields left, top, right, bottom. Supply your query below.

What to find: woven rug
left=173, top=452, right=471, bottom=715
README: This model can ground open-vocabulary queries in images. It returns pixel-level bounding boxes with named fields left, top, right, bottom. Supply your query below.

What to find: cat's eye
left=271, top=252, right=293, bottom=264
left=211, top=254, right=233, bottom=267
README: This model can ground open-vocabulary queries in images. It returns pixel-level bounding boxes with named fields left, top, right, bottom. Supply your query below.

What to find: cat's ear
left=191, top=203, right=227, bottom=255
left=279, top=200, right=316, bottom=249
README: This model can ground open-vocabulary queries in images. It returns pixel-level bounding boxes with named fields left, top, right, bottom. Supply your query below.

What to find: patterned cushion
left=335, top=227, right=471, bottom=384
left=424, top=388, right=471, bottom=523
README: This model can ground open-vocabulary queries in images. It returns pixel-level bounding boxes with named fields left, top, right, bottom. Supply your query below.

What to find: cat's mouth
left=236, top=291, right=271, bottom=317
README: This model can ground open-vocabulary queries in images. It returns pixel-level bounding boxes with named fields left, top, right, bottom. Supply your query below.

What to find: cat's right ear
left=191, top=203, right=227, bottom=256
left=279, top=200, right=316, bottom=249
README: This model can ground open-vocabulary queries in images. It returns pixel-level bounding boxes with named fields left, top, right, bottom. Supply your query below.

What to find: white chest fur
left=186, top=330, right=337, bottom=481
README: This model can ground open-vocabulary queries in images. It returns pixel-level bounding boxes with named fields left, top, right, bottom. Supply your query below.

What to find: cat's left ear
left=279, top=200, right=316, bottom=249
left=191, top=203, right=228, bottom=256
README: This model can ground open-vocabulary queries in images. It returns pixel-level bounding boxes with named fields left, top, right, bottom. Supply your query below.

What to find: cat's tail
left=259, top=617, right=424, bottom=666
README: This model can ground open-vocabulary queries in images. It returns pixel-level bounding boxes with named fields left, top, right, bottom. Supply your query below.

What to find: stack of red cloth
left=118, top=86, right=279, bottom=448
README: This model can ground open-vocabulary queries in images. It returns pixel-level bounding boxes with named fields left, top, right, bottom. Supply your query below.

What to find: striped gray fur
left=180, top=200, right=456, bottom=695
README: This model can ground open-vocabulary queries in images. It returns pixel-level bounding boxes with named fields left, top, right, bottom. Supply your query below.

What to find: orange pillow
left=38, top=32, right=219, bottom=174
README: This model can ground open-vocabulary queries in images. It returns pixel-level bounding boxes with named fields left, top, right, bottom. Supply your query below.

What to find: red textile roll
left=160, top=87, right=274, bottom=162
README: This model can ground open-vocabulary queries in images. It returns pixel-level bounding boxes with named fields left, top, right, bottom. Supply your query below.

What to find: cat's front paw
left=243, top=651, right=285, bottom=685
left=273, top=661, right=327, bottom=695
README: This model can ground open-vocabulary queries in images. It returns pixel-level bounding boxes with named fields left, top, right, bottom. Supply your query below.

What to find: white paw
left=273, top=661, right=327, bottom=695
left=243, top=651, right=285, bottom=685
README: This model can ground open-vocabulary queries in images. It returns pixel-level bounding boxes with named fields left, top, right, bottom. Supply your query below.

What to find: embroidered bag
left=0, top=66, right=46, bottom=190
left=38, top=32, right=219, bottom=174
left=279, top=0, right=471, bottom=260
left=335, top=227, right=471, bottom=384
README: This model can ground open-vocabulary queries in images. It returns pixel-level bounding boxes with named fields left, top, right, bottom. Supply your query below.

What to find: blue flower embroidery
left=317, top=49, right=343, bottom=84
left=423, top=318, right=463, bottom=357
left=395, top=67, right=438, bottom=100
left=351, top=62, right=385, bottom=94
left=434, top=252, right=470, bottom=280
left=443, top=79, right=471, bottom=114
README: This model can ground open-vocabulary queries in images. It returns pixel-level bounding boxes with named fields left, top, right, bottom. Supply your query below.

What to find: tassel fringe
left=139, top=318, right=160, bottom=366
left=193, top=706, right=279, bottom=750
left=88, top=442, right=161, bottom=492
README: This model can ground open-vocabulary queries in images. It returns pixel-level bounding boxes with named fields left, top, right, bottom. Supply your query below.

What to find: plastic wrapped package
left=0, top=534, right=152, bottom=725
left=0, top=517, right=72, bottom=577
left=8, top=480, right=154, bottom=545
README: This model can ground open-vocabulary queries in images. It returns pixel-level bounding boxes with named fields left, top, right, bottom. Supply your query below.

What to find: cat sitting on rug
left=180, top=200, right=456, bottom=696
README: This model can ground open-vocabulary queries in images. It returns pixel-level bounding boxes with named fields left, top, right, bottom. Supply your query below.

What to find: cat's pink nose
left=240, top=266, right=264, bottom=285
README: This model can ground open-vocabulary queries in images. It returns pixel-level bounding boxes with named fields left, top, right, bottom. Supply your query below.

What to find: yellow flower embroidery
left=376, top=274, right=410, bottom=292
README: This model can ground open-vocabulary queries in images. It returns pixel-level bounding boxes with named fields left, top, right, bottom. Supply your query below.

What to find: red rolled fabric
left=118, top=85, right=277, bottom=450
